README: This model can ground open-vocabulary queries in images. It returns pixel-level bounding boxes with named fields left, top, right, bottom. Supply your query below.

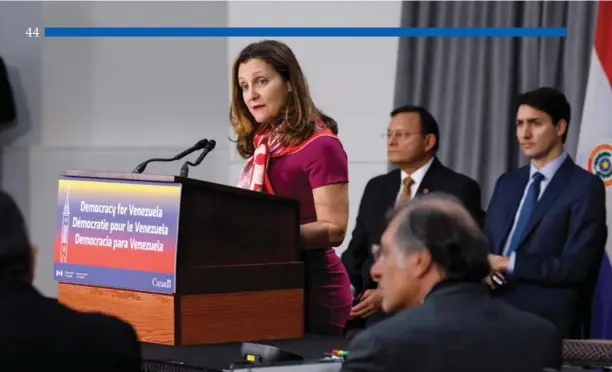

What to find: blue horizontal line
left=43, top=27, right=566, bottom=38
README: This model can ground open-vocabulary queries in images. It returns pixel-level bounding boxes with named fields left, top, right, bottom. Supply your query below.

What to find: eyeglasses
left=386, top=131, right=422, bottom=141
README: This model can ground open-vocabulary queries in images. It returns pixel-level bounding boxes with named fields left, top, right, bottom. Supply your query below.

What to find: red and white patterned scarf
left=237, top=117, right=335, bottom=194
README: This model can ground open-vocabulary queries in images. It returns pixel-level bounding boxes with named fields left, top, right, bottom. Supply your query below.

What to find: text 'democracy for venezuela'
left=53, top=176, right=181, bottom=294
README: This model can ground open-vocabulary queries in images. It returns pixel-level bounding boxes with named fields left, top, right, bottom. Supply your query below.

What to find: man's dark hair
left=390, top=105, right=440, bottom=152
left=516, top=87, right=571, bottom=143
left=387, top=193, right=490, bottom=282
left=0, top=190, right=31, bottom=282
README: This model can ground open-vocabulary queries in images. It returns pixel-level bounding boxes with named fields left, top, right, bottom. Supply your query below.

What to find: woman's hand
left=300, top=183, right=349, bottom=249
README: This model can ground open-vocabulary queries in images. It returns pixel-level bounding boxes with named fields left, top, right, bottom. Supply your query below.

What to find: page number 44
left=26, top=27, right=40, bottom=38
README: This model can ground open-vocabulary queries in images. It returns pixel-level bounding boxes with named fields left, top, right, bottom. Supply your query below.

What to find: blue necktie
left=506, top=172, right=544, bottom=255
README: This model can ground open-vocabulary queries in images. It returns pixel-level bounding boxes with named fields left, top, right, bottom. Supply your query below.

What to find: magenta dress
left=267, top=135, right=353, bottom=336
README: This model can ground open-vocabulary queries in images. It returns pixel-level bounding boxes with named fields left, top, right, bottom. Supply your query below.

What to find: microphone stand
left=132, top=139, right=209, bottom=174
left=179, top=140, right=216, bottom=178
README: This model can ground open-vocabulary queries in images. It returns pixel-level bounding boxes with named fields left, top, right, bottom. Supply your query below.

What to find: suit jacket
left=341, top=281, right=562, bottom=372
left=341, top=157, right=484, bottom=295
left=0, top=281, right=141, bottom=371
left=484, top=156, right=607, bottom=338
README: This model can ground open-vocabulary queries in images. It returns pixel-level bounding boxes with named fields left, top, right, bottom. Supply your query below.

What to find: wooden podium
left=54, top=170, right=304, bottom=346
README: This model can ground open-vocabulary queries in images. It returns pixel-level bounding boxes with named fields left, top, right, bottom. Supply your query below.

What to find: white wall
left=0, top=1, right=401, bottom=297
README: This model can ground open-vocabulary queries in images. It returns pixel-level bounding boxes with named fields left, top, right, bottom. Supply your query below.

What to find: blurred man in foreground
left=0, top=190, right=141, bottom=371
left=341, top=193, right=562, bottom=372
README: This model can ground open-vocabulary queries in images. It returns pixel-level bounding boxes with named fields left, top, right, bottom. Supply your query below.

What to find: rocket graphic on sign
left=60, top=186, right=70, bottom=263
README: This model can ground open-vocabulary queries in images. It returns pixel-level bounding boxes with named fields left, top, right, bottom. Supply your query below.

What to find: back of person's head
left=229, top=39, right=338, bottom=158
left=0, top=190, right=33, bottom=283
left=373, top=192, right=490, bottom=312
left=395, top=193, right=490, bottom=281
left=516, top=87, right=571, bottom=143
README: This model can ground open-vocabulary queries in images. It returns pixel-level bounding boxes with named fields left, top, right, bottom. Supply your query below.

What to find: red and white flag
left=577, top=0, right=612, bottom=339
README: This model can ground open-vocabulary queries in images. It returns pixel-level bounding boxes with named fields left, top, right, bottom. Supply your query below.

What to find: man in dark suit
left=342, top=105, right=483, bottom=327
left=341, top=193, right=562, bottom=372
left=0, top=189, right=141, bottom=371
left=484, top=87, right=608, bottom=338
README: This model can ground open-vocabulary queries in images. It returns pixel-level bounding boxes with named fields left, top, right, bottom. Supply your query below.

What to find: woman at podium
left=231, top=40, right=352, bottom=336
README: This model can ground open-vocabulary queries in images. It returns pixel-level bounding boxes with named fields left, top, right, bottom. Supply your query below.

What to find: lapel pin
left=423, top=189, right=429, bottom=194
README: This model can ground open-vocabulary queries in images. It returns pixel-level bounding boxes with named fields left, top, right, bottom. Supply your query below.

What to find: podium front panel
left=53, top=176, right=181, bottom=294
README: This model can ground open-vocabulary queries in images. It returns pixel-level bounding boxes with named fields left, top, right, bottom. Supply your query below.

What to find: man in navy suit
left=484, top=87, right=608, bottom=338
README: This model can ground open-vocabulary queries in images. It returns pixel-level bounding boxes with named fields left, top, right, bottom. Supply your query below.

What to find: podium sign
left=53, top=176, right=181, bottom=294
left=54, top=170, right=304, bottom=345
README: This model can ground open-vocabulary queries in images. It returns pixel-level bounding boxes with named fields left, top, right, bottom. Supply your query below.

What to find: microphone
left=132, top=139, right=209, bottom=174
left=179, top=139, right=216, bottom=178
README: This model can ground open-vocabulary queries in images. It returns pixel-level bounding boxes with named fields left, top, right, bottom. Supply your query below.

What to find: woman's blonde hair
left=230, top=40, right=338, bottom=159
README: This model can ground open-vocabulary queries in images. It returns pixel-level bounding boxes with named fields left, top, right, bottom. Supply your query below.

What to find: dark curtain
left=394, top=1, right=598, bottom=205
